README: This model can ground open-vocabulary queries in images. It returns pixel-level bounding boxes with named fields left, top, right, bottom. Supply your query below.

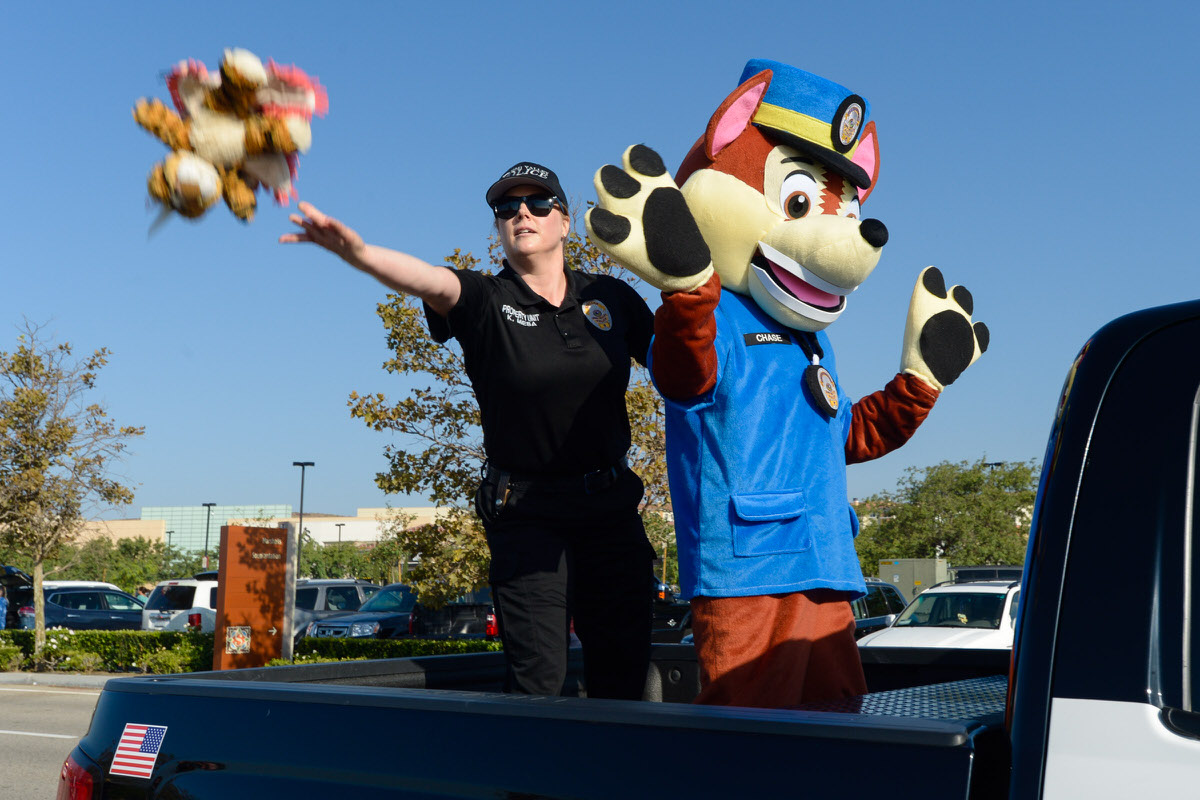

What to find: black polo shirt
left=425, top=262, right=653, bottom=476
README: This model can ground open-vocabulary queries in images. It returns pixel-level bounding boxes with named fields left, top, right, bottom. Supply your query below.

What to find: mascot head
left=676, top=60, right=884, bottom=332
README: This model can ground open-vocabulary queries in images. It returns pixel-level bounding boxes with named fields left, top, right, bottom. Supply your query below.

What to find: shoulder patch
left=583, top=300, right=613, bottom=331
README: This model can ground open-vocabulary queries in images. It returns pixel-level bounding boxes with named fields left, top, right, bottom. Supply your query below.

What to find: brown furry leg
left=220, top=169, right=257, bottom=221
left=133, top=99, right=191, bottom=151
left=691, top=590, right=866, bottom=708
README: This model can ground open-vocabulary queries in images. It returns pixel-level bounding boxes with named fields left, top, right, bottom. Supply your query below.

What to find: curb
left=0, top=671, right=121, bottom=689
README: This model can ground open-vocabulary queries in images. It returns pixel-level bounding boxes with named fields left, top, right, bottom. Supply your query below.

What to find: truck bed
left=82, top=646, right=1010, bottom=799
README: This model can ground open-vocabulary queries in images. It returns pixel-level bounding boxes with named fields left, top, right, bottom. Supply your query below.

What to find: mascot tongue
left=769, top=263, right=841, bottom=308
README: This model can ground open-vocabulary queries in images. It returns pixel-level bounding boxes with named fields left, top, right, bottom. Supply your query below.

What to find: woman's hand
left=280, top=202, right=367, bottom=267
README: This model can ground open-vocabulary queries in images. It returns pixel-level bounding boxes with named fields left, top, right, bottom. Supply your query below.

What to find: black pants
left=476, top=467, right=654, bottom=699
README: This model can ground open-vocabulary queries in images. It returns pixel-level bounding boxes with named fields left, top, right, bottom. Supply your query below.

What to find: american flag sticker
left=110, top=723, right=167, bottom=779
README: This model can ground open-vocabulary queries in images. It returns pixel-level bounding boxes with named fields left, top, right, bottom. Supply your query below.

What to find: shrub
left=293, top=637, right=501, bottom=662
left=0, top=629, right=214, bottom=673
left=0, top=641, right=23, bottom=671
left=54, top=650, right=105, bottom=672
left=0, top=630, right=498, bottom=672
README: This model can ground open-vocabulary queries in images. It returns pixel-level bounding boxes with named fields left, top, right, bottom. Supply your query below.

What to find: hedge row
left=292, top=636, right=502, bottom=662
left=0, top=629, right=215, bottom=673
left=0, top=630, right=501, bottom=674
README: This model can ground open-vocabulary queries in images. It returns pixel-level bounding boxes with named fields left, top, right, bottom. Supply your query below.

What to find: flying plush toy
left=133, top=48, right=327, bottom=223
left=587, top=60, right=988, bottom=708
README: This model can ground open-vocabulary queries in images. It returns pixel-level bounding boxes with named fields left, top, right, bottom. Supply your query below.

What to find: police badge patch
left=583, top=301, right=613, bottom=331
left=804, top=363, right=840, bottom=417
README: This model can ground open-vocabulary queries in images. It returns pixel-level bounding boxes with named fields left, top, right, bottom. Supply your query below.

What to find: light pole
left=284, top=461, right=314, bottom=661
left=201, top=503, right=216, bottom=569
left=335, top=523, right=344, bottom=544
left=165, top=530, right=174, bottom=548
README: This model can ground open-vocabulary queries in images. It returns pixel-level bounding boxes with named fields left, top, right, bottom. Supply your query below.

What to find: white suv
left=857, top=580, right=1020, bottom=650
left=142, top=577, right=220, bottom=632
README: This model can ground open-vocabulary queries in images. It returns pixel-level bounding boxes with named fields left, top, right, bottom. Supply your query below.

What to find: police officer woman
left=281, top=163, right=655, bottom=700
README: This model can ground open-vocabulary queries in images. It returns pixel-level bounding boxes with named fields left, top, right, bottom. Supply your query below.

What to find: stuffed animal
left=133, top=48, right=327, bottom=222
left=587, top=60, right=988, bottom=708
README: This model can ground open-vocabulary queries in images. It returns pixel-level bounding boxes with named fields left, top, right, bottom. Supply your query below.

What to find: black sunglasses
left=492, top=194, right=562, bottom=220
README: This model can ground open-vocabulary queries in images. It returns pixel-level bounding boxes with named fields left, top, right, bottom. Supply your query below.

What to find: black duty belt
left=484, top=456, right=628, bottom=495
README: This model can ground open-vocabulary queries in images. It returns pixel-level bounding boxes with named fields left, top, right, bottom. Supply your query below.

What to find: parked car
left=304, top=583, right=500, bottom=641
left=17, top=586, right=144, bottom=630
left=304, top=583, right=418, bottom=639
left=856, top=579, right=1021, bottom=650
left=142, top=577, right=220, bottom=632
left=293, top=578, right=381, bottom=642
left=410, top=587, right=497, bottom=639
left=851, top=578, right=908, bottom=639
left=40, top=580, right=123, bottom=592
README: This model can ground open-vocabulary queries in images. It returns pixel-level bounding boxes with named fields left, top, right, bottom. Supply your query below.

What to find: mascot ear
left=852, top=120, right=880, bottom=204
left=704, top=69, right=772, bottom=159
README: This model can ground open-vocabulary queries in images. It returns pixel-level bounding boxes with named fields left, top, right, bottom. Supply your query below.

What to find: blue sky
left=2, top=2, right=1196, bottom=518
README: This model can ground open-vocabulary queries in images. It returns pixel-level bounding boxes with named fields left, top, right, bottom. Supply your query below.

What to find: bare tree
left=0, top=320, right=143, bottom=662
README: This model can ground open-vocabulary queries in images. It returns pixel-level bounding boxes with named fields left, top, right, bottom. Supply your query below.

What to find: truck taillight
left=187, top=613, right=202, bottom=630
left=486, top=613, right=498, bottom=638
left=56, top=753, right=93, bottom=800
left=18, top=605, right=33, bottom=616
left=407, top=613, right=415, bottom=635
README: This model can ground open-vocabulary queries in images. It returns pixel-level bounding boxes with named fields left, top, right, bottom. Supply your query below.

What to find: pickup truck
left=57, top=298, right=1200, bottom=798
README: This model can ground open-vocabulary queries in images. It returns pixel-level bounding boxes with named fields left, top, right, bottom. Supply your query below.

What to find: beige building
left=228, top=507, right=447, bottom=546
left=82, top=506, right=449, bottom=552
left=77, top=518, right=166, bottom=543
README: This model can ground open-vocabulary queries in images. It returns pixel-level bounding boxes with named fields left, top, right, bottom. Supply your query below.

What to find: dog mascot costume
left=587, top=60, right=988, bottom=708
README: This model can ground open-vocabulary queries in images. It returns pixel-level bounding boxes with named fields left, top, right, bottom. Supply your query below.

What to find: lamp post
left=284, top=461, right=314, bottom=661
left=335, top=523, right=344, bottom=544
left=201, top=503, right=216, bottom=569
left=165, top=530, right=174, bottom=548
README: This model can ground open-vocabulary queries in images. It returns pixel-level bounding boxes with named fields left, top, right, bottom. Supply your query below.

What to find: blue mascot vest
left=655, top=291, right=867, bottom=601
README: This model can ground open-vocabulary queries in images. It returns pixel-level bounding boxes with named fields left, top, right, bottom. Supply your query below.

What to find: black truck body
left=61, top=298, right=1200, bottom=798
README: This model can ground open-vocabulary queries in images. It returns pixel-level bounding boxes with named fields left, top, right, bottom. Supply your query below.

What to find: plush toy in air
left=133, top=48, right=327, bottom=223
left=587, top=60, right=988, bottom=708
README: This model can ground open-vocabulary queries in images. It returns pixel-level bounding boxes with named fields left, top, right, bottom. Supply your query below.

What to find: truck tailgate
left=84, top=670, right=1007, bottom=799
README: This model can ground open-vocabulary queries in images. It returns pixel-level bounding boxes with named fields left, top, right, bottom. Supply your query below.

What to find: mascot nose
left=859, top=218, right=889, bottom=248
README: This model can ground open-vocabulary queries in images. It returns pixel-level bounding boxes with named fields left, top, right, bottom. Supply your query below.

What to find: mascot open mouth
left=750, top=243, right=846, bottom=312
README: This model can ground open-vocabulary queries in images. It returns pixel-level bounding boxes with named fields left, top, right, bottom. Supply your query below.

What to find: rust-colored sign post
left=213, top=525, right=291, bottom=670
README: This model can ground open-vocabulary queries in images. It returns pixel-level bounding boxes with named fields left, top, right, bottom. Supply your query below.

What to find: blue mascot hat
left=739, top=59, right=873, bottom=189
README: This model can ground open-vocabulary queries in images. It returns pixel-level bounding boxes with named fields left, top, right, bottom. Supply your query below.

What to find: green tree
left=0, top=321, right=143, bottom=660
left=348, top=228, right=670, bottom=605
left=853, top=458, right=1038, bottom=575
left=644, top=512, right=678, bottom=588
left=36, top=536, right=203, bottom=593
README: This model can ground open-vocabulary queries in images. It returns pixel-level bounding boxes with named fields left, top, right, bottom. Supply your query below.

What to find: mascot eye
left=779, top=171, right=820, bottom=219
left=844, top=197, right=861, bottom=220
left=785, top=192, right=811, bottom=219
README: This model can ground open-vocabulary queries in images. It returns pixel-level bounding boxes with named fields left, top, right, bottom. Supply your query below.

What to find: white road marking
left=0, top=729, right=78, bottom=739
left=0, top=686, right=99, bottom=696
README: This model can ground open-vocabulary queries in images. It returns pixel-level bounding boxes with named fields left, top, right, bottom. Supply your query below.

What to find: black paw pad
left=643, top=187, right=710, bottom=278
left=920, top=310, right=975, bottom=387
left=974, top=321, right=990, bottom=353
left=951, top=285, right=974, bottom=315
left=600, top=165, right=640, bottom=199
left=922, top=267, right=947, bottom=299
left=629, top=145, right=667, bottom=178
left=590, top=208, right=631, bottom=245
